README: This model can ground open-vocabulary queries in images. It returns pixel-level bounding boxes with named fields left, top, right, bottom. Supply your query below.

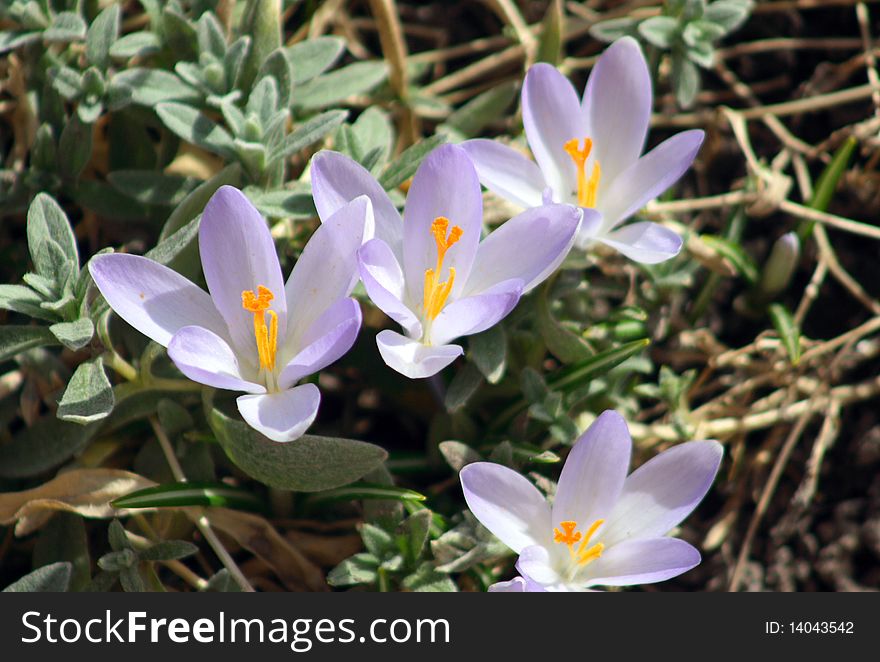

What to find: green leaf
left=0, top=284, right=55, bottom=321
left=547, top=338, right=651, bottom=393
left=295, top=61, right=388, bottom=110
left=119, top=567, right=146, bottom=592
left=108, top=519, right=133, bottom=551
left=638, top=16, right=680, bottom=49
left=287, top=37, right=345, bottom=85
left=401, top=509, right=432, bottom=561
left=113, top=69, right=201, bottom=107
left=44, top=12, right=87, bottom=42
left=379, top=134, right=446, bottom=190
left=267, top=109, right=348, bottom=165
left=468, top=324, right=506, bottom=383
left=27, top=193, right=79, bottom=278
left=33, top=513, right=91, bottom=591
left=196, top=12, right=228, bottom=59
left=798, top=136, right=857, bottom=241
left=3, top=562, right=72, bottom=592
left=441, top=81, right=518, bottom=140
left=444, top=362, right=484, bottom=412
left=209, top=407, right=387, bottom=492
left=108, top=171, right=198, bottom=206
left=239, top=0, right=283, bottom=92
left=140, top=540, right=199, bottom=562
left=50, top=318, right=95, bottom=351
left=304, top=483, right=426, bottom=506
left=156, top=102, right=235, bottom=158
left=589, top=17, right=637, bottom=42
left=160, top=163, right=243, bottom=240
left=0, top=325, right=58, bottom=363
left=536, top=290, right=592, bottom=364
left=768, top=303, right=801, bottom=365
left=57, top=357, right=114, bottom=424
left=699, top=235, right=760, bottom=284
left=536, top=0, right=564, bottom=65
left=672, top=54, right=700, bottom=108
left=85, top=4, right=119, bottom=69
left=401, top=563, right=458, bottom=592
left=257, top=48, right=293, bottom=108
left=0, top=413, right=100, bottom=479
left=360, top=522, right=395, bottom=557
left=327, top=553, right=379, bottom=587
left=438, top=440, right=482, bottom=472
left=205, top=569, right=242, bottom=592
left=109, top=31, right=160, bottom=59
left=683, top=19, right=726, bottom=48
left=112, top=482, right=264, bottom=511
left=350, top=107, right=394, bottom=168
left=703, top=0, right=753, bottom=32
left=245, top=187, right=316, bottom=219
left=58, top=112, right=93, bottom=180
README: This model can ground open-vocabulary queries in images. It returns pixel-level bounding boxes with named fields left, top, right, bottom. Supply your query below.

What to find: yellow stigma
left=553, top=519, right=605, bottom=567
left=563, top=138, right=601, bottom=208
left=241, top=285, right=278, bottom=371
left=422, top=216, right=463, bottom=321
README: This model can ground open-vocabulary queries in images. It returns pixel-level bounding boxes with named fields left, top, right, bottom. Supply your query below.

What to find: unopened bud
left=758, top=232, right=799, bottom=299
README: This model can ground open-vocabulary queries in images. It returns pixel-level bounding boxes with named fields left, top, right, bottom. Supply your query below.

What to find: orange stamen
left=422, top=217, right=463, bottom=321
left=553, top=518, right=605, bottom=567
left=563, top=137, right=601, bottom=208
left=241, top=285, right=278, bottom=371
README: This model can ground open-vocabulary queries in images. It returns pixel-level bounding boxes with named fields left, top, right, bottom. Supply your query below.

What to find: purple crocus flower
left=310, top=144, right=582, bottom=379
left=89, top=185, right=372, bottom=442
left=460, top=410, right=722, bottom=592
left=461, top=37, right=705, bottom=264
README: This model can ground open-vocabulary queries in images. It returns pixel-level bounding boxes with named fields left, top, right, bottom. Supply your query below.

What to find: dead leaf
left=286, top=530, right=363, bottom=567
left=206, top=508, right=328, bottom=592
left=0, top=469, right=156, bottom=536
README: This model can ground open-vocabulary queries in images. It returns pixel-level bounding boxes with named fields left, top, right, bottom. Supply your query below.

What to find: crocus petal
left=573, top=208, right=606, bottom=250
left=89, top=253, right=227, bottom=347
left=358, top=239, right=422, bottom=339
left=516, top=545, right=562, bottom=586
left=600, top=221, right=683, bottom=264
left=284, top=195, right=371, bottom=351
left=429, top=278, right=523, bottom=346
left=310, top=150, right=402, bottom=256
left=585, top=37, right=652, bottom=183
left=279, top=297, right=362, bottom=388
left=375, top=329, right=462, bottom=379
left=552, top=410, right=632, bottom=529
left=522, top=63, right=584, bottom=200
left=601, top=441, right=723, bottom=547
left=236, top=383, right=321, bottom=443
left=600, top=130, right=704, bottom=228
left=459, top=139, right=546, bottom=209
left=463, top=204, right=581, bottom=296
left=582, top=537, right=701, bottom=587
left=460, top=462, right=551, bottom=554
left=167, top=326, right=264, bottom=393
left=199, top=186, right=287, bottom=358
left=402, top=144, right=482, bottom=304
left=489, top=577, right=535, bottom=593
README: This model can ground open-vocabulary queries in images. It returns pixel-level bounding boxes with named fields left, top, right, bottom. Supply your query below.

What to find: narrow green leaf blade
left=112, top=482, right=264, bottom=511
left=768, top=303, right=802, bottom=365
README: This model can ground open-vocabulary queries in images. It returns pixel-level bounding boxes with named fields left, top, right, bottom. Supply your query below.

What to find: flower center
left=241, top=285, right=278, bottom=372
left=553, top=518, right=605, bottom=567
left=563, top=138, right=601, bottom=208
left=422, top=216, right=463, bottom=321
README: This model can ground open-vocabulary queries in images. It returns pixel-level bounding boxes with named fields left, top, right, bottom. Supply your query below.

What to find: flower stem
left=102, top=351, right=138, bottom=382
left=149, top=415, right=255, bottom=592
